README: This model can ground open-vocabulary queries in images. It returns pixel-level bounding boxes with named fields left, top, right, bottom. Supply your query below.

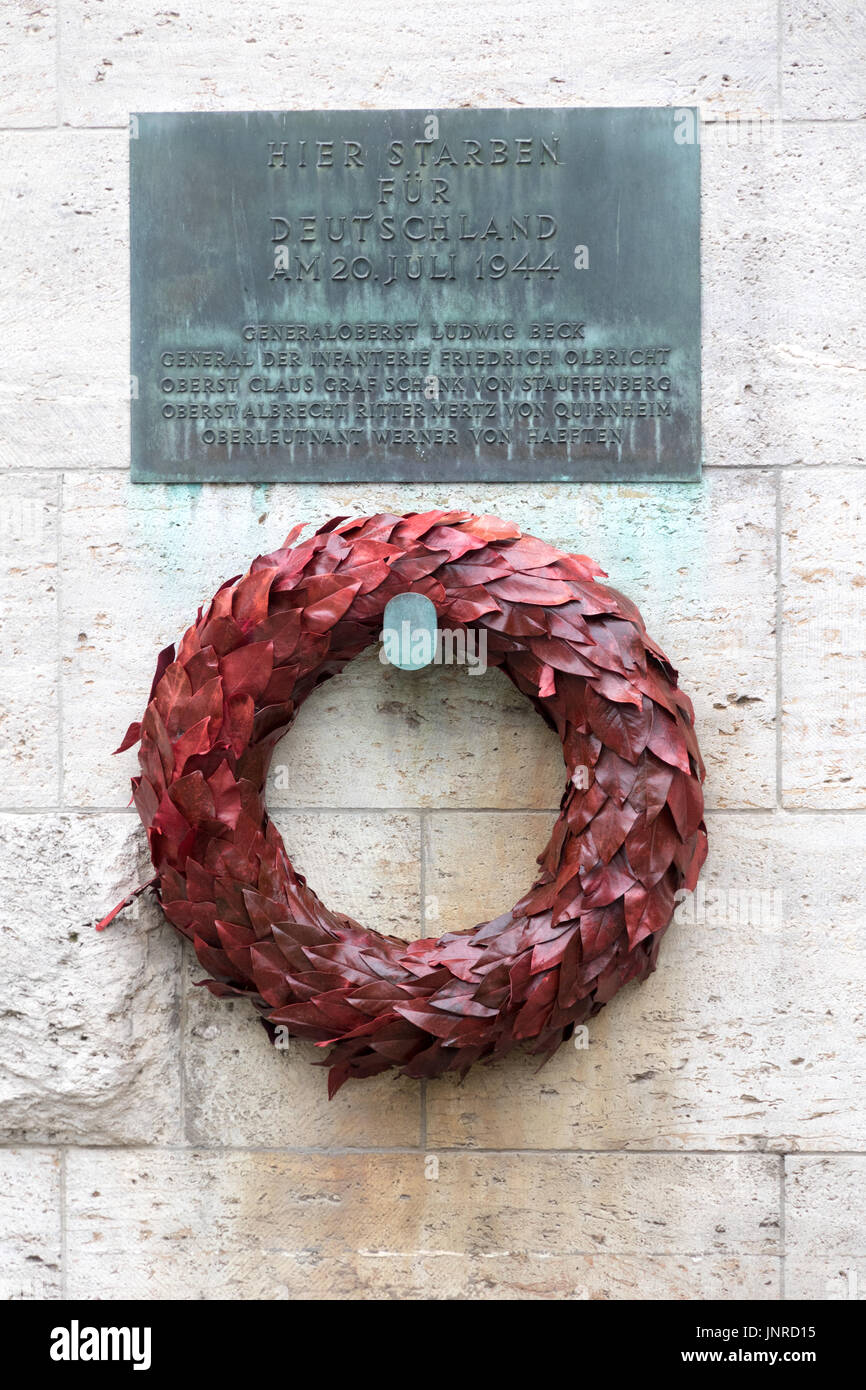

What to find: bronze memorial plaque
left=130, top=108, right=700, bottom=483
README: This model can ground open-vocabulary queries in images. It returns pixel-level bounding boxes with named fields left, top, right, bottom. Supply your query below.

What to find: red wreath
left=101, top=511, right=707, bottom=1095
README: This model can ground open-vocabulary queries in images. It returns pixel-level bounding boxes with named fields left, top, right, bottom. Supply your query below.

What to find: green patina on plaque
left=130, top=108, right=700, bottom=483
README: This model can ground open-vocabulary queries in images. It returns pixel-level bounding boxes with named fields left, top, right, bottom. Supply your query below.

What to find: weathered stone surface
left=782, top=2, right=866, bottom=118
left=423, top=811, right=555, bottom=935
left=0, top=471, right=59, bottom=804
left=59, top=1, right=777, bottom=127
left=0, top=1149, right=61, bottom=1299
left=269, top=648, right=564, bottom=810
left=0, top=3, right=56, bottom=126
left=0, top=131, right=129, bottom=472
left=701, top=124, right=782, bottom=469
left=184, top=976, right=423, bottom=1149
left=61, top=470, right=774, bottom=810
left=271, top=810, right=421, bottom=939
left=701, top=123, right=866, bottom=468
left=782, top=470, right=866, bottom=806
left=65, top=1149, right=779, bottom=1298
left=785, top=1157, right=866, bottom=1300
left=184, top=963, right=422, bottom=1149
left=0, top=814, right=182, bottom=1143
left=260, top=1252, right=780, bottom=1300
left=425, top=812, right=866, bottom=1151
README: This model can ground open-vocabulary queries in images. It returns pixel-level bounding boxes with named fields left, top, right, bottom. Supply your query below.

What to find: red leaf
left=113, top=720, right=141, bottom=754
left=199, top=615, right=244, bottom=657
left=593, top=747, right=639, bottom=807
left=172, top=716, right=213, bottom=775
left=254, top=610, right=302, bottom=663
left=154, top=662, right=193, bottom=736
left=631, top=752, right=676, bottom=821
left=169, top=771, right=216, bottom=827
left=588, top=796, right=639, bottom=863
left=220, top=641, right=274, bottom=700
left=488, top=573, right=576, bottom=606
left=666, top=770, right=705, bottom=840
left=624, top=877, right=675, bottom=948
left=222, top=693, right=255, bottom=756
left=302, top=583, right=361, bottom=633
left=147, top=643, right=176, bottom=702
left=455, top=514, right=521, bottom=541
left=625, top=806, right=680, bottom=887
left=538, top=663, right=556, bottom=698
left=646, top=704, right=692, bottom=774
left=232, top=567, right=278, bottom=629
left=527, top=636, right=598, bottom=679
left=181, top=675, right=224, bottom=733
left=580, top=902, right=627, bottom=958
left=581, top=851, right=635, bottom=908
left=583, top=685, right=651, bottom=763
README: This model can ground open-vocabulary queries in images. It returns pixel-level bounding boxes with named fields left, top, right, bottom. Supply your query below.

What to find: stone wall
left=1, top=1, right=864, bottom=1300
